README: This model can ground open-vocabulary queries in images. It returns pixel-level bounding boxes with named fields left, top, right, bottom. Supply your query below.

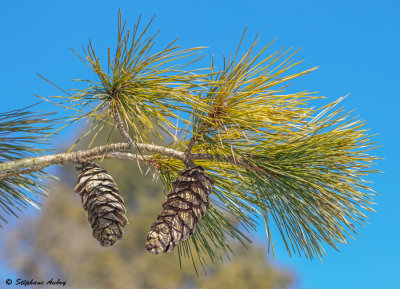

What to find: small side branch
left=112, top=104, right=136, bottom=151
left=183, top=136, right=197, bottom=168
left=191, top=153, right=275, bottom=177
left=0, top=166, right=47, bottom=179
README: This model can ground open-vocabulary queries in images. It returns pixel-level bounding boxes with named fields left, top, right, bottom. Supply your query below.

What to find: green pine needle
left=38, top=10, right=210, bottom=147
left=0, top=104, right=58, bottom=225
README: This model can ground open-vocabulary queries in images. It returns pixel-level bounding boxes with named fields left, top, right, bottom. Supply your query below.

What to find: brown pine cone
left=146, top=166, right=214, bottom=254
left=75, top=162, right=128, bottom=246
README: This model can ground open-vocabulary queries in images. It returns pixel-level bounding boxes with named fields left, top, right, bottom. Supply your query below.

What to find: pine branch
left=183, top=136, right=197, bottom=168
left=0, top=166, right=47, bottom=179
left=0, top=11, right=379, bottom=267
left=111, top=104, right=136, bottom=150
left=0, top=141, right=263, bottom=179
left=0, top=142, right=185, bottom=175
left=0, top=104, right=59, bottom=225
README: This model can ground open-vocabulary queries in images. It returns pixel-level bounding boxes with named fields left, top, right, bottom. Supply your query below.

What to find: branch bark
left=183, top=136, right=196, bottom=168
left=0, top=166, right=47, bottom=179
left=0, top=141, right=269, bottom=179
left=0, top=142, right=185, bottom=176
left=112, top=105, right=136, bottom=150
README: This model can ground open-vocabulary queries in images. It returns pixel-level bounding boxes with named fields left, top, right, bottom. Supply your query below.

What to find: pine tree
left=0, top=10, right=379, bottom=266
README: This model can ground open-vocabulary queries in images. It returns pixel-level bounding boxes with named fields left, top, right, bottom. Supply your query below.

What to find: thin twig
left=183, top=136, right=197, bottom=168
left=112, top=105, right=136, bottom=150
left=0, top=166, right=47, bottom=179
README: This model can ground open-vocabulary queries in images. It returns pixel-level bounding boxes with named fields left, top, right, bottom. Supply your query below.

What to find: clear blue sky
left=0, top=1, right=399, bottom=288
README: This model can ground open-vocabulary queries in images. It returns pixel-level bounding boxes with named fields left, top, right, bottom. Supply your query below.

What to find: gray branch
left=0, top=141, right=266, bottom=179
left=112, top=105, right=136, bottom=151
left=0, top=142, right=185, bottom=176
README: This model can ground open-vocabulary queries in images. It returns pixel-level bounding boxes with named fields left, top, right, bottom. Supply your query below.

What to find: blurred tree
left=3, top=128, right=294, bottom=289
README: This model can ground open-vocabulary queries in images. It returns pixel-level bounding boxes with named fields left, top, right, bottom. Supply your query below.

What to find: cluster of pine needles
left=3, top=11, right=379, bottom=270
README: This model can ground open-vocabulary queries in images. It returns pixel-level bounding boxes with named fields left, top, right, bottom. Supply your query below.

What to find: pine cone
left=146, top=166, right=214, bottom=254
left=75, top=162, right=128, bottom=246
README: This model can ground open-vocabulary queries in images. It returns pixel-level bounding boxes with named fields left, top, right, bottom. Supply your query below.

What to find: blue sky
left=0, top=1, right=399, bottom=288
